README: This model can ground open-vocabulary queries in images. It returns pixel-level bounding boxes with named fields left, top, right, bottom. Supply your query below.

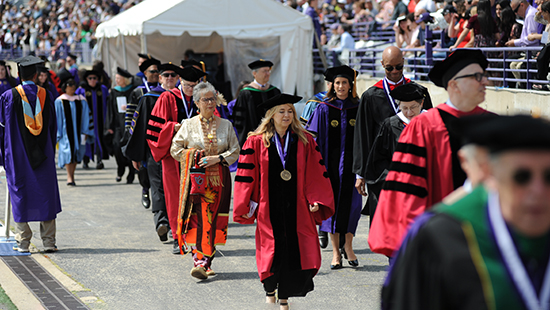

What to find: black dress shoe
left=96, top=161, right=104, bottom=169
left=173, top=239, right=181, bottom=255
left=82, top=162, right=89, bottom=169
left=330, top=262, right=342, bottom=270
left=142, top=192, right=151, bottom=209
left=157, top=224, right=168, bottom=242
left=348, top=259, right=359, bottom=267
left=116, top=176, right=122, bottom=182
left=319, top=231, right=328, bottom=249
left=67, top=182, right=76, bottom=186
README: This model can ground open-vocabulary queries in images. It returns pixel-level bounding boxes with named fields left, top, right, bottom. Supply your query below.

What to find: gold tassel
left=200, top=61, right=206, bottom=82
left=352, top=68, right=358, bottom=98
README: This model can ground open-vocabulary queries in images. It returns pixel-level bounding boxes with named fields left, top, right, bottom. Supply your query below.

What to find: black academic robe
left=364, top=114, right=406, bottom=222
left=233, top=86, right=281, bottom=146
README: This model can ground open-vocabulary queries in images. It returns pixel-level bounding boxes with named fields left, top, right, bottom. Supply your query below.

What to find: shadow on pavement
left=49, top=248, right=160, bottom=255
left=195, top=271, right=260, bottom=283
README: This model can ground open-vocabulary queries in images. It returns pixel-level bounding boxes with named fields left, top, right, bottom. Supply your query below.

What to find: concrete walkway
left=0, top=159, right=388, bottom=310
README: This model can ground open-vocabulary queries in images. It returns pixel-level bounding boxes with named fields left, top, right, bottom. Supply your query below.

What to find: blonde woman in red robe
left=233, top=94, right=335, bottom=310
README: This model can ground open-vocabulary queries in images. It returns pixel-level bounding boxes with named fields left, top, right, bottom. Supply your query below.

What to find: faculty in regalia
left=306, top=65, right=362, bottom=269
left=55, top=78, right=94, bottom=186
left=124, top=63, right=180, bottom=242
left=36, top=65, right=59, bottom=99
left=171, top=81, right=239, bottom=279
left=369, top=49, right=492, bottom=257
left=383, top=114, right=550, bottom=310
left=107, top=67, right=136, bottom=183
left=0, top=56, right=61, bottom=253
left=233, top=59, right=281, bottom=146
left=0, top=60, right=18, bottom=94
left=353, top=46, right=433, bottom=206
left=66, top=53, right=80, bottom=86
left=233, top=94, right=334, bottom=310
left=76, top=70, right=109, bottom=169
left=147, top=66, right=206, bottom=254
left=364, top=82, right=428, bottom=224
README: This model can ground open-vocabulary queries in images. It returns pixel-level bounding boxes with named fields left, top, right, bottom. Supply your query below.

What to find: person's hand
left=242, top=214, right=251, bottom=219
left=505, top=40, right=515, bottom=47
left=174, top=123, right=181, bottom=133
left=198, top=155, right=221, bottom=168
left=107, top=129, right=114, bottom=134
left=355, top=178, right=368, bottom=196
left=309, top=203, right=320, bottom=213
left=449, top=44, right=457, bottom=51
left=132, top=161, right=141, bottom=171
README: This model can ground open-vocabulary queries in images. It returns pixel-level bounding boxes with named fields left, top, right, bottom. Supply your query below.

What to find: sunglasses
left=201, top=97, right=216, bottom=103
left=453, top=71, right=489, bottom=82
left=147, top=70, right=159, bottom=74
left=512, top=168, right=550, bottom=186
left=87, top=76, right=98, bottom=80
left=161, top=72, right=178, bottom=77
left=513, top=3, right=521, bottom=13
left=385, top=64, right=404, bottom=72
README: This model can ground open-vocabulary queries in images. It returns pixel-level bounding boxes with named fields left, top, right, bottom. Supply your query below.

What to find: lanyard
left=487, top=191, right=550, bottom=310
left=273, top=131, right=290, bottom=169
left=178, top=85, right=194, bottom=119
left=382, top=77, right=405, bottom=115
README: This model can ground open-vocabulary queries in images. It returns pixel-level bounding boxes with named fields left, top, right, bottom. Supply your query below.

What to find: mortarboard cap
left=442, top=4, right=457, bottom=15
left=248, top=59, right=273, bottom=70
left=324, top=65, right=357, bottom=82
left=116, top=67, right=133, bottom=78
left=159, top=63, right=181, bottom=74
left=83, top=70, right=101, bottom=80
left=37, top=65, right=50, bottom=74
left=457, top=114, right=550, bottom=153
left=139, top=58, right=161, bottom=73
left=137, top=53, right=154, bottom=60
left=428, top=49, right=488, bottom=89
left=181, top=59, right=202, bottom=68
left=13, top=55, right=44, bottom=77
left=257, top=93, right=303, bottom=113
left=178, top=66, right=207, bottom=82
left=57, top=68, right=72, bottom=86
left=390, top=82, right=427, bottom=102
left=67, top=53, right=77, bottom=61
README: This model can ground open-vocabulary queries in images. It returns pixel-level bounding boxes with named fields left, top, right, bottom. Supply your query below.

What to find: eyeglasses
left=201, top=97, right=216, bottom=103
left=400, top=104, right=421, bottom=112
left=87, top=76, right=97, bottom=80
left=385, top=64, right=404, bottom=72
left=147, top=70, right=159, bottom=74
left=453, top=71, right=489, bottom=82
left=182, top=83, right=197, bottom=89
left=161, top=72, right=178, bottom=77
left=512, top=168, right=550, bottom=186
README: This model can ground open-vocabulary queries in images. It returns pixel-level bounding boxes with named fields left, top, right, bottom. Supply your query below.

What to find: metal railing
left=0, top=42, right=94, bottom=65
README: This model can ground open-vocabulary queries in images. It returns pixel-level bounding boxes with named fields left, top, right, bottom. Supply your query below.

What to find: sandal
left=266, top=291, right=276, bottom=304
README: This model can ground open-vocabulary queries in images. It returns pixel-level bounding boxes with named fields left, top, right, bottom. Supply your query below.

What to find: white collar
left=445, top=99, right=459, bottom=110
left=397, top=109, right=427, bottom=124
left=385, top=76, right=404, bottom=85
left=253, top=79, right=268, bottom=88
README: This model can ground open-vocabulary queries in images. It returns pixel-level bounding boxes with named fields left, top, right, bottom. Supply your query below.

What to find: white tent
left=95, top=0, right=314, bottom=98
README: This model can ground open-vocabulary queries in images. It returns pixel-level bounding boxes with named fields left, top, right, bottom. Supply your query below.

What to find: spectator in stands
left=449, top=0, right=474, bottom=47
left=416, top=0, right=438, bottom=12
left=330, top=24, right=355, bottom=65
left=496, top=6, right=516, bottom=46
left=532, top=1, right=550, bottom=90
left=395, top=16, right=414, bottom=48
left=341, top=1, right=373, bottom=24
left=450, top=0, right=499, bottom=49
left=411, top=12, right=433, bottom=49
left=392, top=0, right=410, bottom=19
left=506, top=0, right=540, bottom=47
left=326, top=23, right=342, bottom=49
left=306, top=0, right=323, bottom=46
left=376, top=0, right=396, bottom=27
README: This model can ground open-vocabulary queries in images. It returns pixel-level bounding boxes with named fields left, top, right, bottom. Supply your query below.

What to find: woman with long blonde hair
left=233, top=94, right=335, bottom=310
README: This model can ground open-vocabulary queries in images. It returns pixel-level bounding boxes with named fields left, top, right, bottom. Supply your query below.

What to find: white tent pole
left=141, top=33, right=148, bottom=54
left=4, top=179, right=10, bottom=238
left=105, top=38, right=112, bottom=80
left=121, top=32, right=128, bottom=69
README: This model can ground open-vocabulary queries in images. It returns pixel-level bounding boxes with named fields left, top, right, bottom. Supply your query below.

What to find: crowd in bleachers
left=288, top=0, right=550, bottom=89
left=0, top=0, right=143, bottom=60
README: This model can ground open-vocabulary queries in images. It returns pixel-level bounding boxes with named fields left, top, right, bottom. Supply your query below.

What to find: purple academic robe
left=76, top=84, right=110, bottom=160
left=306, top=98, right=362, bottom=234
left=0, top=83, right=61, bottom=222
left=69, top=66, right=80, bottom=86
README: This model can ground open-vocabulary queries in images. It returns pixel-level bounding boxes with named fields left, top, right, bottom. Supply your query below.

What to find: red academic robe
left=368, top=103, right=488, bottom=257
left=233, top=134, right=335, bottom=282
left=146, top=89, right=196, bottom=236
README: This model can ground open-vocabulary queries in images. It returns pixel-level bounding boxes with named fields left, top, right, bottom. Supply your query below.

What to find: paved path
left=0, top=159, right=388, bottom=310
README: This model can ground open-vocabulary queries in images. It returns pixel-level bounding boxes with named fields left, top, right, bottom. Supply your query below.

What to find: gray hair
left=192, top=81, right=216, bottom=103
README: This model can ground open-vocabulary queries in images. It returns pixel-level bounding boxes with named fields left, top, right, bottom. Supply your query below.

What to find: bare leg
left=266, top=291, right=276, bottom=304
left=280, top=299, right=289, bottom=310
left=329, top=232, right=341, bottom=265
left=66, top=162, right=77, bottom=183
left=344, top=233, right=357, bottom=261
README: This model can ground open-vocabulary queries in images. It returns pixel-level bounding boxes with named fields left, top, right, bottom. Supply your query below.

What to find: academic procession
left=0, top=0, right=549, bottom=309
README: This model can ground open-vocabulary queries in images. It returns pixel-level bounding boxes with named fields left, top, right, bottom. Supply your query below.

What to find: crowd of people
left=0, top=1, right=549, bottom=310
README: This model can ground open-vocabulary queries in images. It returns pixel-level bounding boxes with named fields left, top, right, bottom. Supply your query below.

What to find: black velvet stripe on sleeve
left=146, top=134, right=158, bottom=142
left=395, top=142, right=427, bottom=158
left=240, top=148, right=255, bottom=155
left=383, top=181, right=428, bottom=198
left=235, top=175, right=254, bottom=183
left=438, top=109, right=467, bottom=190
left=389, top=162, right=427, bottom=179
left=237, top=163, right=255, bottom=170
left=146, top=124, right=161, bottom=133
left=149, top=115, right=165, bottom=124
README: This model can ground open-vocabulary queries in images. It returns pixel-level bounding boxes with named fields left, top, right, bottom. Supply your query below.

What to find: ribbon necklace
left=382, top=76, right=405, bottom=115
left=487, top=191, right=550, bottom=310
left=142, top=77, right=150, bottom=92
left=273, top=130, right=291, bottom=181
left=16, top=83, right=46, bottom=136
left=178, top=85, right=194, bottom=119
